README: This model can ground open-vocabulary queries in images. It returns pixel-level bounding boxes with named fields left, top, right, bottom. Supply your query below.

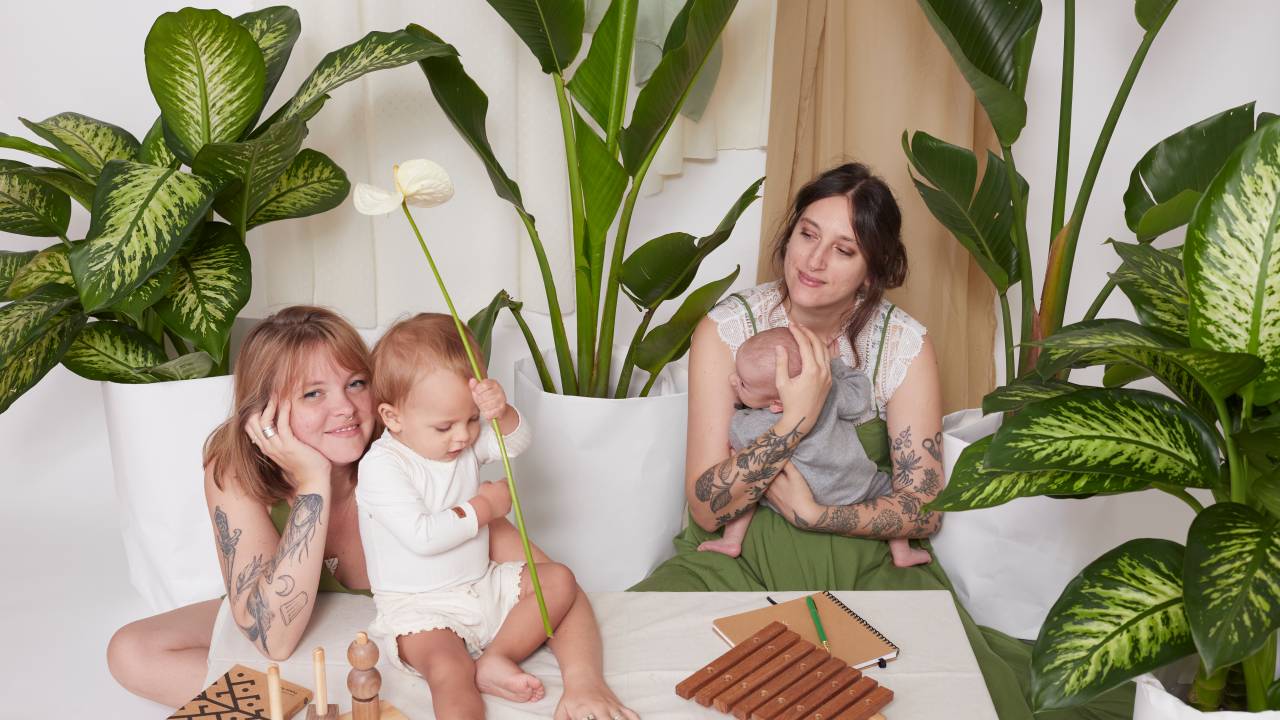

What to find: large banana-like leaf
left=6, top=243, right=74, bottom=300
left=0, top=160, right=70, bottom=237
left=635, top=267, right=739, bottom=376
left=193, top=118, right=307, bottom=230
left=486, top=0, right=584, bottom=75
left=619, top=0, right=737, bottom=175
left=926, top=436, right=1152, bottom=512
left=1124, top=103, right=1256, bottom=241
left=234, top=6, right=301, bottom=104
left=272, top=29, right=456, bottom=125
left=13, top=166, right=95, bottom=210
left=71, top=161, right=219, bottom=312
left=1110, top=240, right=1189, bottom=339
left=568, top=0, right=638, bottom=135
left=468, top=289, right=522, bottom=363
left=621, top=178, right=762, bottom=309
left=61, top=320, right=167, bottom=383
left=982, top=376, right=1084, bottom=414
left=985, top=387, right=1221, bottom=489
left=1031, top=539, right=1194, bottom=710
left=137, top=118, right=178, bottom=168
left=19, top=113, right=139, bottom=179
left=413, top=26, right=529, bottom=216
left=1034, top=320, right=1263, bottom=419
left=1186, top=120, right=1280, bottom=405
left=0, top=251, right=37, bottom=295
left=145, top=351, right=215, bottom=381
left=0, top=132, right=79, bottom=172
left=154, top=223, right=250, bottom=363
left=903, top=132, right=1023, bottom=291
left=1184, top=503, right=1280, bottom=672
left=0, top=284, right=79, bottom=359
left=0, top=307, right=85, bottom=414
left=145, top=8, right=266, bottom=160
left=916, top=0, right=1041, bottom=146
left=576, top=111, right=627, bottom=300
left=245, top=149, right=349, bottom=228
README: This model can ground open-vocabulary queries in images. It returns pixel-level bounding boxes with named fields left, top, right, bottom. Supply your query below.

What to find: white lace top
left=708, top=281, right=927, bottom=418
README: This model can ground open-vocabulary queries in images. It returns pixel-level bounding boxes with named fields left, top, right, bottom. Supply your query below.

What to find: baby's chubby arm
left=358, top=451, right=490, bottom=556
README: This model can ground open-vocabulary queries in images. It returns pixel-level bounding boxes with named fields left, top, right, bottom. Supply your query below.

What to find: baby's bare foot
left=698, top=539, right=743, bottom=558
left=475, top=654, right=545, bottom=703
left=891, top=546, right=932, bottom=568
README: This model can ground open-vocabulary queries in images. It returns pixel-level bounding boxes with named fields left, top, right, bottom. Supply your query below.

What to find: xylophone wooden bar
left=832, top=686, right=894, bottom=720
left=774, top=666, right=861, bottom=720
left=723, top=647, right=827, bottom=718
left=694, top=632, right=802, bottom=706
left=802, top=675, right=878, bottom=719
left=751, top=656, right=845, bottom=720
left=677, top=621, right=789, bottom=699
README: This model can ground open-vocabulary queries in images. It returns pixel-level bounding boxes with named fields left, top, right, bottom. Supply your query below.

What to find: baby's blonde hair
left=371, top=313, right=484, bottom=409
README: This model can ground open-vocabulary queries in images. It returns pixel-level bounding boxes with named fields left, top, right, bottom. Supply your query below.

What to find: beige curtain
left=759, top=0, right=997, bottom=413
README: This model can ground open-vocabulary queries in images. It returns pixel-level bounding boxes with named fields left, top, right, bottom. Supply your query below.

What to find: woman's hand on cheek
left=246, top=398, right=331, bottom=486
left=765, top=463, right=818, bottom=525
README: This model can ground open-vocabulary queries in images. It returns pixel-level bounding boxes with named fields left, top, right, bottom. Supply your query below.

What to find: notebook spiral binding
left=821, top=591, right=899, bottom=653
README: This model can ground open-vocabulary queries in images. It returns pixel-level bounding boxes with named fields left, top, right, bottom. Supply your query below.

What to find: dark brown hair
left=771, top=162, right=907, bottom=366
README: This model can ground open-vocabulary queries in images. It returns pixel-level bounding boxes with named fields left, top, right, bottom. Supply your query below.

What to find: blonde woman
left=107, top=306, right=637, bottom=720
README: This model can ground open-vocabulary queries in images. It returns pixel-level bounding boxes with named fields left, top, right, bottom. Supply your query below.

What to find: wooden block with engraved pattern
left=677, top=621, right=789, bottom=699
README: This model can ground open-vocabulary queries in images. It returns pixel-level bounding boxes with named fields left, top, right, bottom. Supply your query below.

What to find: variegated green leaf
left=0, top=131, right=79, bottom=172
left=925, top=436, right=1151, bottom=512
left=61, top=320, right=167, bottom=383
left=0, top=307, right=85, bottom=414
left=486, top=0, right=584, bottom=75
left=6, top=243, right=74, bottom=300
left=112, top=265, right=176, bottom=320
left=1034, top=320, right=1263, bottom=420
left=0, top=251, right=37, bottom=295
left=154, top=223, right=250, bottom=362
left=0, top=283, right=79, bottom=358
left=19, top=113, right=139, bottom=179
left=13, top=166, right=96, bottom=210
left=1187, top=120, right=1280, bottom=405
left=145, top=8, right=266, bottom=159
left=193, top=118, right=306, bottom=229
left=272, top=28, right=455, bottom=125
left=71, top=161, right=218, bottom=312
left=986, top=388, right=1220, bottom=489
left=234, top=6, right=301, bottom=104
left=145, top=351, right=215, bottom=381
left=0, top=160, right=71, bottom=237
left=982, top=376, right=1085, bottom=414
left=1110, top=240, right=1189, bottom=339
left=1031, top=539, right=1193, bottom=710
left=246, top=149, right=348, bottom=228
left=1184, top=503, right=1280, bottom=672
left=137, top=118, right=178, bottom=168
left=1236, top=425, right=1280, bottom=472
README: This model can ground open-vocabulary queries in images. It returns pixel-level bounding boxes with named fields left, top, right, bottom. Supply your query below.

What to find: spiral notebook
left=712, top=592, right=899, bottom=670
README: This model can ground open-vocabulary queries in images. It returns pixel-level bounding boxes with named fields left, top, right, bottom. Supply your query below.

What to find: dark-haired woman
left=632, top=164, right=1133, bottom=719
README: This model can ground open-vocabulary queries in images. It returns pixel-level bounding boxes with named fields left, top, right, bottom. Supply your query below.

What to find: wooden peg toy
left=347, top=632, right=382, bottom=720
left=267, top=663, right=284, bottom=720
left=305, top=647, right=339, bottom=720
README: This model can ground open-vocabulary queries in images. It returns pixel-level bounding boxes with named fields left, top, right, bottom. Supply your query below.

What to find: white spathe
left=353, top=158, right=455, bottom=215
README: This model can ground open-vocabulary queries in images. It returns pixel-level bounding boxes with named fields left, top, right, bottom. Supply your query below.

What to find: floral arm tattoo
left=793, top=426, right=943, bottom=539
left=694, top=421, right=807, bottom=528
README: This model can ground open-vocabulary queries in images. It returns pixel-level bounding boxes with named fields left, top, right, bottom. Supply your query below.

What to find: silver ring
left=611, top=713, right=624, bottom=720
left=583, top=715, right=596, bottom=720
left=262, top=424, right=277, bottom=439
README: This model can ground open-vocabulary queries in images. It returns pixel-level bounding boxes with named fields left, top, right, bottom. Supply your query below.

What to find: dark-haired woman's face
left=783, top=195, right=868, bottom=314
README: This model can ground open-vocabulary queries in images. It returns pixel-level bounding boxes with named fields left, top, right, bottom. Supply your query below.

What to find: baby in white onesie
left=357, top=313, right=577, bottom=719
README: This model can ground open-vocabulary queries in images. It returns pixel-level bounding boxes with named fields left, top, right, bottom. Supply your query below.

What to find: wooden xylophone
left=676, top=621, right=894, bottom=720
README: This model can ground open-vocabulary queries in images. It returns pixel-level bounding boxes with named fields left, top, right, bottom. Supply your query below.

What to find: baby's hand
left=470, top=378, right=508, bottom=421
left=476, top=480, right=513, bottom=519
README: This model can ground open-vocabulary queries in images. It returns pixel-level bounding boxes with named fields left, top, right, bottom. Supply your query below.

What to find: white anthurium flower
left=353, top=158, right=455, bottom=215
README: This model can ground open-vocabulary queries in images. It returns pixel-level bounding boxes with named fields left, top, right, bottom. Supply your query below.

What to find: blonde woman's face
left=285, top=351, right=374, bottom=465
left=783, top=195, right=869, bottom=313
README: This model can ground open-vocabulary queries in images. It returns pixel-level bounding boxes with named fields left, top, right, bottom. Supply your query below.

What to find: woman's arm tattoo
left=695, top=423, right=806, bottom=515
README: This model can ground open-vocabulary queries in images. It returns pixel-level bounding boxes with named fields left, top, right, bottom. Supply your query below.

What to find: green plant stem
left=1041, top=2, right=1177, bottom=337
left=998, top=292, right=1015, bottom=384
left=1151, top=482, right=1205, bottom=513
left=143, top=309, right=164, bottom=347
left=1243, top=633, right=1277, bottom=711
left=592, top=163, right=652, bottom=396
left=1215, top=395, right=1245, bottom=503
left=508, top=304, right=556, bottom=393
left=614, top=308, right=654, bottom=399
left=553, top=73, right=593, bottom=394
left=1082, top=277, right=1117, bottom=322
left=401, top=202, right=553, bottom=637
left=56, top=231, right=72, bottom=250
left=1190, top=662, right=1229, bottom=711
left=1001, top=145, right=1035, bottom=375
left=639, top=368, right=659, bottom=398
left=1050, top=0, right=1075, bottom=239
left=515, top=210, right=578, bottom=395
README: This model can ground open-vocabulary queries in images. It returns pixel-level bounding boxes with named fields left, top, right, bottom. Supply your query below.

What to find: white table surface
left=207, top=590, right=998, bottom=719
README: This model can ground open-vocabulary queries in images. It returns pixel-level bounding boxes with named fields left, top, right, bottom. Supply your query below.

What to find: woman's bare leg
left=489, top=519, right=640, bottom=720
left=107, top=598, right=222, bottom=707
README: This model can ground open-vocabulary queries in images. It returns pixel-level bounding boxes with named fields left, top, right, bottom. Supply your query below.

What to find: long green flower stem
left=1150, top=482, right=1205, bottom=514
left=401, top=203, right=553, bottom=637
left=515, top=210, right=578, bottom=395
left=508, top=304, right=556, bottom=393
left=614, top=308, right=654, bottom=399
left=998, top=292, right=1015, bottom=384
left=1082, top=277, right=1117, bottom=322
left=1041, top=2, right=1177, bottom=337
left=1050, top=0, right=1075, bottom=239
left=553, top=73, right=593, bottom=393
left=1001, top=145, right=1035, bottom=375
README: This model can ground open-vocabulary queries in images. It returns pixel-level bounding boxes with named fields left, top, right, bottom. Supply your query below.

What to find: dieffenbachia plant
left=0, top=6, right=455, bottom=413
left=409, top=0, right=758, bottom=398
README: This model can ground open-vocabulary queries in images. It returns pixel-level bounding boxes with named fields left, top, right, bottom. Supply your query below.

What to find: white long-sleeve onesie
left=356, top=413, right=532, bottom=594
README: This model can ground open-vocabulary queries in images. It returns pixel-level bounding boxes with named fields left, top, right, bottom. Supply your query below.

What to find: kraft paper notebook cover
left=168, top=663, right=312, bottom=719
left=712, top=592, right=899, bottom=670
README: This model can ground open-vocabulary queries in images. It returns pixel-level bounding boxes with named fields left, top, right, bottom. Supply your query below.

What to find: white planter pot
left=511, top=350, right=688, bottom=591
left=1133, top=667, right=1280, bottom=718
left=103, top=374, right=232, bottom=612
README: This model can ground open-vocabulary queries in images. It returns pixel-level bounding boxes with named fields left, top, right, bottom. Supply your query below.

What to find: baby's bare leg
left=698, top=505, right=755, bottom=557
left=476, top=562, right=577, bottom=703
left=399, top=629, right=483, bottom=720
left=887, top=538, right=931, bottom=568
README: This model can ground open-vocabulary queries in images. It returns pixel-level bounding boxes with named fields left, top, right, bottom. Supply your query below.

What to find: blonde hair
left=371, top=313, right=483, bottom=409
left=205, top=306, right=374, bottom=506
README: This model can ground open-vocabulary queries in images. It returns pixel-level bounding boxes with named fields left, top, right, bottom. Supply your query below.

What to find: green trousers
left=629, top=506, right=1134, bottom=720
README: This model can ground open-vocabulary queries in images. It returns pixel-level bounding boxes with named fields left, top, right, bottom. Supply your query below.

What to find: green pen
left=805, top=595, right=831, bottom=652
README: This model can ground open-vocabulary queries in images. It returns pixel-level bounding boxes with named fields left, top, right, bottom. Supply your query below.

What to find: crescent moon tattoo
left=275, top=574, right=295, bottom=597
